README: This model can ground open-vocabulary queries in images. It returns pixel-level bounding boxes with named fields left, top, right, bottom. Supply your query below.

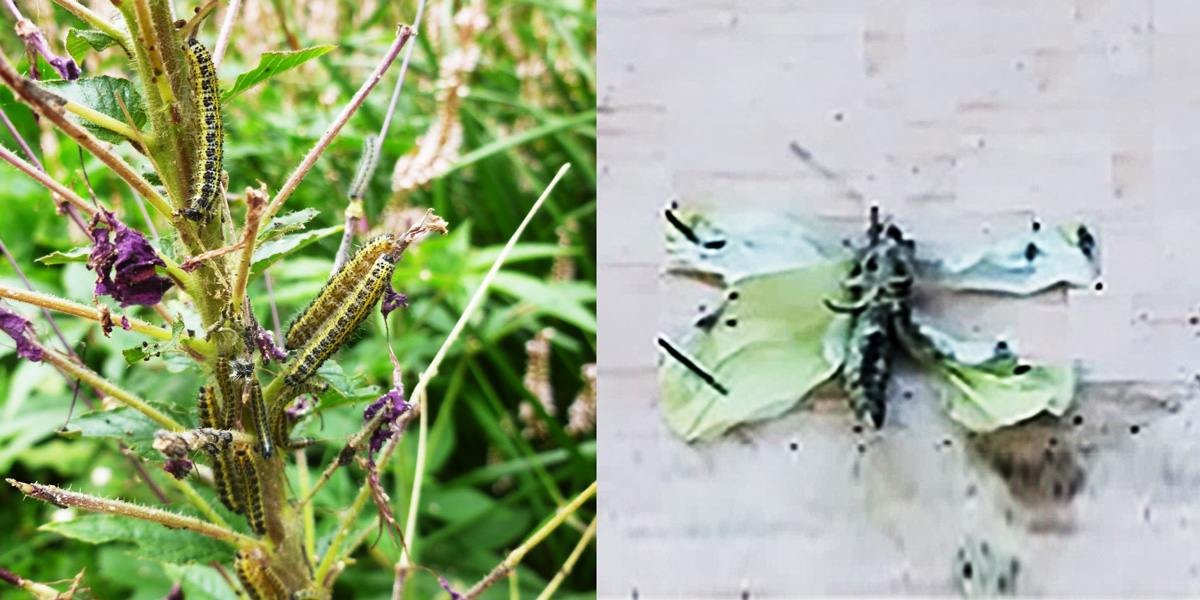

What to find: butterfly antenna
left=788, top=141, right=865, bottom=203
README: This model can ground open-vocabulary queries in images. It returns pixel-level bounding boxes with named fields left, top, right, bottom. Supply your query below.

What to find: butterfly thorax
left=830, top=213, right=916, bottom=428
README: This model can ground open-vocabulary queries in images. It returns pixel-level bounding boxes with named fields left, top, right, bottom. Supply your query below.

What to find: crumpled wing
left=917, top=222, right=1099, bottom=295
left=898, top=319, right=1075, bottom=432
left=658, top=261, right=851, bottom=442
left=663, top=206, right=840, bottom=282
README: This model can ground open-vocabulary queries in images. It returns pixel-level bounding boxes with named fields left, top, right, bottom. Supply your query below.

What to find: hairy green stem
left=168, top=475, right=230, bottom=529
left=7, top=479, right=257, bottom=546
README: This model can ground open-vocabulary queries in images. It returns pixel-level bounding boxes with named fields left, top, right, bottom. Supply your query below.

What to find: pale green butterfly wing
left=898, top=319, right=1075, bottom=432
left=658, top=262, right=851, bottom=441
left=663, top=206, right=842, bottom=282
left=917, top=222, right=1099, bottom=295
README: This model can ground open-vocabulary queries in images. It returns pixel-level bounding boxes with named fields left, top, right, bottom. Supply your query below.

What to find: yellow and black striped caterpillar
left=234, top=550, right=289, bottom=600
left=233, top=445, right=267, bottom=535
left=181, top=38, right=223, bottom=223
left=284, top=250, right=397, bottom=388
left=285, top=234, right=396, bottom=351
left=245, top=378, right=272, bottom=459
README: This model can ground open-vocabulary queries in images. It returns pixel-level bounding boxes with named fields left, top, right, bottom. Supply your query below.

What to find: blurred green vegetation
left=0, top=0, right=595, bottom=598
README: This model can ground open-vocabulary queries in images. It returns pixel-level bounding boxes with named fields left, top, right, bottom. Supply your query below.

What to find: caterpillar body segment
left=348, top=134, right=379, bottom=201
left=284, top=252, right=397, bottom=388
left=181, top=38, right=224, bottom=224
left=245, top=379, right=272, bottom=459
left=197, top=385, right=222, bottom=430
left=213, top=447, right=245, bottom=514
left=215, top=354, right=240, bottom=429
left=284, top=234, right=396, bottom=351
left=234, top=446, right=267, bottom=535
left=235, top=551, right=285, bottom=600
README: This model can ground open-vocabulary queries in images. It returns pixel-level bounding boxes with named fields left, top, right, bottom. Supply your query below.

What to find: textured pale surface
left=599, top=0, right=1200, bottom=596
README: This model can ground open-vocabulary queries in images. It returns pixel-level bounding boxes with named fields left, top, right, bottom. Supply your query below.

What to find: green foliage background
left=0, top=0, right=595, bottom=597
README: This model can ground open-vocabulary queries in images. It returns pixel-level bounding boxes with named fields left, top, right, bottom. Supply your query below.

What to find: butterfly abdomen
left=842, top=304, right=893, bottom=428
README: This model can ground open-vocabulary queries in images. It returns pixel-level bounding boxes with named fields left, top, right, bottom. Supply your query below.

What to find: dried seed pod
left=181, top=38, right=223, bottom=223
left=284, top=252, right=397, bottom=387
left=285, top=234, right=396, bottom=351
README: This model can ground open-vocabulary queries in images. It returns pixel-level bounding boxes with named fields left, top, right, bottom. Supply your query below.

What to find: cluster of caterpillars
left=235, top=550, right=328, bottom=600
left=181, top=38, right=223, bottom=224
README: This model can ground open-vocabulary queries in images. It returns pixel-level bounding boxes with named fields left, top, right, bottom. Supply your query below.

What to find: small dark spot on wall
left=725, top=318, right=738, bottom=328
left=834, top=112, right=844, bottom=121
left=852, top=424, right=863, bottom=434
left=857, top=443, right=867, bottom=454
left=997, top=576, right=1008, bottom=593
left=1095, top=281, right=1104, bottom=291
left=1031, top=220, right=1040, bottom=231
left=903, top=390, right=914, bottom=399
left=943, top=438, right=953, bottom=447
left=789, top=441, right=799, bottom=451
left=911, top=165, right=920, bottom=174
left=728, top=291, right=739, bottom=301
left=1130, top=424, right=1140, bottom=435
left=1073, top=414, right=1084, bottom=426
left=741, top=590, right=750, bottom=600
left=1190, top=315, right=1199, bottom=326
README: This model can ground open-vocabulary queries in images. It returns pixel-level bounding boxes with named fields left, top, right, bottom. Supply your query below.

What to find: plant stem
left=0, top=51, right=174, bottom=218
left=7, top=479, right=257, bottom=545
left=296, top=448, right=316, bottom=560
left=0, top=565, right=60, bottom=600
left=168, top=475, right=230, bottom=529
left=39, top=347, right=185, bottom=431
left=464, top=481, right=597, bottom=599
left=62, top=100, right=140, bottom=140
left=0, top=283, right=215, bottom=355
left=534, top=516, right=596, bottom=600
left=210, top=0, right=242, bottom=70
left=262, top=24, right=414, bottom=223
left=130, top=0, right=176, bottom=104
left=47, top=0, right=133, bottom=53
left=230, top=185, right=266, bottom=310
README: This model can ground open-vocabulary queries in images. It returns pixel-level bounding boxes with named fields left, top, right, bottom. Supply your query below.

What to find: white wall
left=599, top=0, right=1200, bottom=596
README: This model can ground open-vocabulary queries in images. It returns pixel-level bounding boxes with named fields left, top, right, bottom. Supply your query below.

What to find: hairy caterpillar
left=285, top=234, right=396, bottom=351
left=181, top=38, right=223, bottom=223
left=235, top=551, right=285, bottom=600
left=213, top=446, right=245, bottom=514
left=234, top=446, right=267, bottom=534
left=245, top=379, right=272, bottom=459
left=196, top=385, right=222, bottom=430
left=347, top=134, right=379, bottom=201
left=230, top=356, right=255, bottom=382
left=214, top=354, right=239, bottom=428
left=284, top=252, right=397, bottom=387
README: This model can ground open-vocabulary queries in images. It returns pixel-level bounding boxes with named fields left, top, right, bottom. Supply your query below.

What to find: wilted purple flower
left=381, top=283, right=408, bottom=317
left=121, top=315, right=132, bottom=330
left=88, top=210, right=173, bottom=307
left=13, top=17, right=80, bottom=81
left=284, top=394, right=314, bottom=422
left=363, top=387, right=409, bottom=465
left=163, top=458, right=194, bottom=480
left=439, top=576, right=466, bottom=600
left=0, top=307, right=42, bottom=362
left=251, top=326, right=287, bottom=364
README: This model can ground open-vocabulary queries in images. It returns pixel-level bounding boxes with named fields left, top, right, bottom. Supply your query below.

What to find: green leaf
left=222, top=46, right=337, bottom=103
left=257, top=208, right=319, bottom=243
left=468, top=243, right=568, bottom=271
left=122, top=318, right=185, bottom=365
left=249, top=225, right=343, bottom=279
left=65, top=29, right=120, bottom=64
left=36, top=246, right=91, bottom=264
left=42, top=515, right=229, bottom=564
left=422, top=486, right=497, bottom=523
left=312, top=361, right=381, bottom=412
left=449, top=111, right=596, bottom=174
left=68, top=406, right=164, bottom=458
left=38, top=76, right=146, bottom=144
left=488, top=271, right=595, bottom=332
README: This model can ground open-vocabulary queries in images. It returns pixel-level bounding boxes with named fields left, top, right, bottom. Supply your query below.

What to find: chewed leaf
left=663, top=205, right=838, bottom=283
left=657, top=261, right=851, bottom=441
left=919, top=222, right=1099, bottom=295
left=937, top=360, right=1075, bottom=433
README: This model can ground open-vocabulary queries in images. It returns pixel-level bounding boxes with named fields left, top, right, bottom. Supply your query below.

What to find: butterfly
left=656, top=203, right=1100, bottom=442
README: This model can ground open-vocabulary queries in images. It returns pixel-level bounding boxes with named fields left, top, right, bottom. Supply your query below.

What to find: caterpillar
left=214, top=354, right=240, bottom=428
left=245, top=379, right=272, bottom=459
left=284, top=252, right=397, bottom=388
left=213, top=446, right=245, bottom=514
left=196, top=385, right=222, bottom=430
left=234, top=551, right=287, bottom=600
left=234, top=446, right=267, bottom=534
left=347, top=134, right=379, bottom=201
left=181, top=38, right=223, bottom=223
left=269, top=380, right=329, bottom=451
left=285, top=234, right=396, bottom=351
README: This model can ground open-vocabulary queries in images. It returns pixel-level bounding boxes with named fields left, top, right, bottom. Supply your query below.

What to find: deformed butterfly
left=656, top=203, right=1100, bottom=442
